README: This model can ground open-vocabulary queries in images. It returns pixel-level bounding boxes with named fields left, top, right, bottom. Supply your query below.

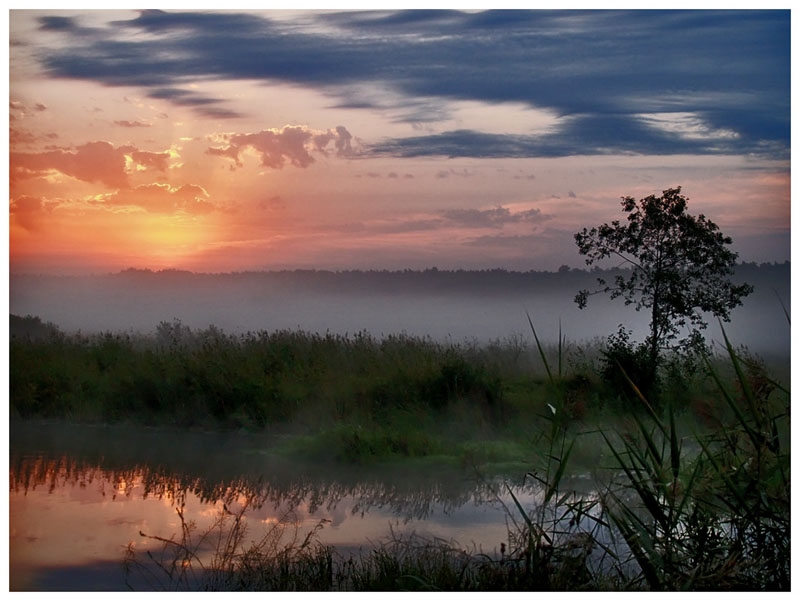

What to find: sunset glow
left=9, top=9, right=790, bottom=274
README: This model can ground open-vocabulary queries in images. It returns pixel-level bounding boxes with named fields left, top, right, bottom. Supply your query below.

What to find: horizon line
left=8, top=260, right=790, bottom=278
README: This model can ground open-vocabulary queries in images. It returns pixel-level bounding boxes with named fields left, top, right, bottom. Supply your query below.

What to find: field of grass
left=10, top=313, right=791, bottom=590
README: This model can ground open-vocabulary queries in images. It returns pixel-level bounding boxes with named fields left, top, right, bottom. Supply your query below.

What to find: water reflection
left=10, top=449, right=513, bottom=522
left=10, top=421, right=539, bottom=591
left=11, top=420, right=520, bottom=518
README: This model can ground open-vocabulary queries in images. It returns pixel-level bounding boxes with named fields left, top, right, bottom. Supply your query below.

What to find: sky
left=8, top=8, right=791, bottom=274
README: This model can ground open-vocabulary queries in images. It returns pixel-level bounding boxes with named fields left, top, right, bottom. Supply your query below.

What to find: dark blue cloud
left=144, top=88, right=244, bottom=118
left=369, top=110, right=763, bottom=159
left=112, top=9, right=262, bottom=33
left=32, top=9, right=789, bottom=158
left=38, top=16, right=80, bottom=31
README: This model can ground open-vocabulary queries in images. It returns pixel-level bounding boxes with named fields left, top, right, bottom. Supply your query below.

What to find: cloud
left=100, top=183, right=213, bottom=214
left=331, top=206, right=550, bottom=236
left=38, top=16, right=80, bottom=31
left=436, top=168, right=473, bottom=179
left=130, top=150, right=170, bottom=171
left=10, top=141, right=131, bottom=188
left=144, top=88, right=243, bottom=118
left=192, top=106, right=244, bottom=120
left=367, top=110, right=780, bottom=159
left=333, top=218, right=444, bottom=234
left=259, top=195, right=285, bottom=211
left=206, top=125, right=355, bottom=168
left=29, top=10, right=788, bottom=158
left=147, top=88, right=215, bottom=104
left=10, top=195, right=45, bottom=230
left=312, top=125, right=354, bottom=157
left=10, top=129, right=60, bottom=146
left=9, top=100, right=47, bottom=117
left=357, top=171, right=412, bottom=179
left=114, top=119, right=150, bottom=128
left=463, top=233, right=544, bottom=248
left=10, top=128, right=37, bottom=145
left=375, top=130, right=553, bottom=159
left=441, top=206, right=550, bottom=228
left=10, top=142, right=176, bottom=186
left=374, top=219, right=444, bottom=234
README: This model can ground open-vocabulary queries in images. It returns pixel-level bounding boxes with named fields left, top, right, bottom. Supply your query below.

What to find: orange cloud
left=100, top=183, right=213, bottom=214
left=130, top=150, right=171, bottom=171
left=10, top=195, right=44, bottom=230
left=11, top=141, right=131, bottom=188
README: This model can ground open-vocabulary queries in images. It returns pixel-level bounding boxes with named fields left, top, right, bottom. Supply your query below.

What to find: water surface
left=10, top=421, right=545, bottom=591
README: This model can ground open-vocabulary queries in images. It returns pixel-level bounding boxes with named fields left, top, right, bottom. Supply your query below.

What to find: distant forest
left=22, top=260, right=786, bottom=297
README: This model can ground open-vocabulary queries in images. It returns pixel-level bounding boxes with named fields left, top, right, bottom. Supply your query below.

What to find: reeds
left=124, top=499, right=335, bottom=591
left=594, top=321, right=790, bottom=590
left=508, top=317, right=790, bottom=591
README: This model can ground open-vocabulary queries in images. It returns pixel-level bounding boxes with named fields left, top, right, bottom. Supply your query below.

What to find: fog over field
left=10, top=263, right=789, bottom=357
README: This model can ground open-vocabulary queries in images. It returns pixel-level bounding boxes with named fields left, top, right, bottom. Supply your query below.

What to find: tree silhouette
left=574, top=187, right=753, bottom=386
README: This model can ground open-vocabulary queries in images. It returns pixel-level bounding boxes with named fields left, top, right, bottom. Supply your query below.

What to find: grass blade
left=506, top=483, right=535, bottom=534
left=718, top=319, right=760, bottom=427
left=668, top=405, right=680, bottom=485
left=774, top=289, right=790, bottom=325
left=558, top=318, right=563, bottom=380
left=543, top=438, right=575, bottom=506
left=615, top=360, right=664, bottom=431
left=631, top=411, right=664, bottom=473
left=526, top=311, right=558, bottom=395
left=601, top=430, right=668, bottom=532
left=605, top=505, right=662, bottom=591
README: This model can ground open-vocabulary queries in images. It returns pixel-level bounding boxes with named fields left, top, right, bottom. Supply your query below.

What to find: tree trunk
left=648, top=287, right=660, bottom=397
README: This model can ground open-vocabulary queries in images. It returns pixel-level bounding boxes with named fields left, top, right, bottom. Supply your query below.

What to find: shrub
left=599, top=326, right=658, bottom=405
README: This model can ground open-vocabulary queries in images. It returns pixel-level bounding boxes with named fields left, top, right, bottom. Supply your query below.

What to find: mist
left=10, top=264, right=790, bottom=357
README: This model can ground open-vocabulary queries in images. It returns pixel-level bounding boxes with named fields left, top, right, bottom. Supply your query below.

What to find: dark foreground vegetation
left=10, top=314, right=790, bottom=590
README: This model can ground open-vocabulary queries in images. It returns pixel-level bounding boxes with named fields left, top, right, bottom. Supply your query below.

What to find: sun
left=132, top=213, right=217, bottom=268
